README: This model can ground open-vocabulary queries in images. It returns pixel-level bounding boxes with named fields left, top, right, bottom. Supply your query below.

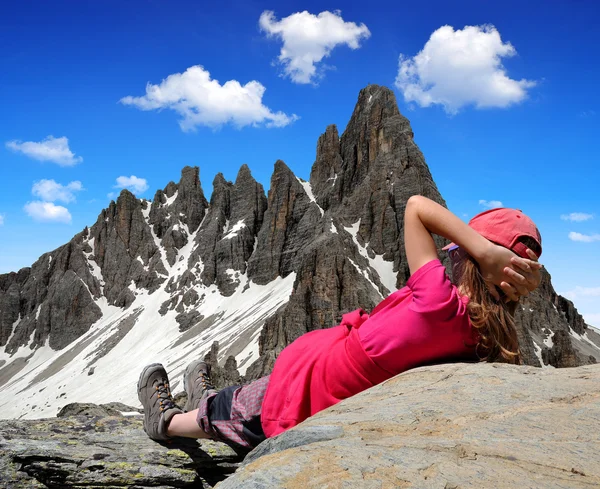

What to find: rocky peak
left=173, top=166, right=209, bottom=233
left=247, top=160, right=321, bottom=285
left=310, top=124, right=343, bottom=211
left=338, top=85, right=402, bottom=192
left=230, top=164, right=267, bottom=235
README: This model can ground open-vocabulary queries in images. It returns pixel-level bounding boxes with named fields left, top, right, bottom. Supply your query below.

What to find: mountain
left=1, top=85, right=598, bottom=420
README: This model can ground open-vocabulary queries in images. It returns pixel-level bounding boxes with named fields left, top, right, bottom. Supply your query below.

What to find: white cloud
left=24, top=201, right=72, bottom=224
left=120, top=65, right=297, bottom=131
left=32, top=179, right=83, bottom=203
left=479, top=199, right=503, bottom=209
left=114, top=175, right=149, bottom=195
left=395, top=25, right=536, bottom=113
left=568, top=232, right=600, bottom=243
left=563, top=286, right=600, bottom=300
left=259, top=10, right=370, bottom=84
left=561, top=212, right=593, bottom=222
left=6, top=136, right=82, bottom=166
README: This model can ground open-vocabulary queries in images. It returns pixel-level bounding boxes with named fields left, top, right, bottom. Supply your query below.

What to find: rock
left=203, top=342, right=243, bottom=389
left=56, top=402, right=142, bottom=418
left=219, top=363, right=600, bottom=489
left=247, top=160, right=320, bottom=285
left=0, top=414, right=241, bottom=488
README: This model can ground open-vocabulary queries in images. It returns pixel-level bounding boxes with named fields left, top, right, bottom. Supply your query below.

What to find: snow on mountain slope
left=0, top=267, right=295, bottom=420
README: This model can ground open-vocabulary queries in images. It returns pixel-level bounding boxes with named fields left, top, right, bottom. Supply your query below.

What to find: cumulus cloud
left=395, top=25, right=536, bottom=113
left=6, top=136, right=82, bottom=166
left=24, top=201, right=72, bottom=224
left=32, top=179, right=83, bottom=203
left=479, top=199, right=503, bottom=209
left=259, top=10, right=370, bottom=84
left=568, top=232, right=600, bottom=243
left=120, top=65, right=297, bottom=131
left=114, top=175, right=149, bottom=195
left=561, top=212, right=593, bottom=222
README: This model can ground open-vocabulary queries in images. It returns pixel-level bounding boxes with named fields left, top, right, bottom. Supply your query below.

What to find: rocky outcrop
left=0, top=414, right=241, bottom=488
left=221, top=363, right=600, bottom=489
left=515, top=268, right=598, bottom=367
left=247, top=161, right=321, bottom=285
left=1, top=236, right=103, bottom=353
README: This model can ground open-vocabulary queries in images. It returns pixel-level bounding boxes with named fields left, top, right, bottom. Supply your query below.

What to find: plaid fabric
left=196, top=375, right=269, bottom=450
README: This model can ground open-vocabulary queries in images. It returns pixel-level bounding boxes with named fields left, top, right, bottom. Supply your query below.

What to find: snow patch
left=543, top=328, right=555, bottom=349
left=569, top=327, right=600, bottom=350
left=164, top=191, right=178, bottom=207
left=223, top=220, right=246, bottom=240
left=532, top=341, right=544, bottom=367
left=296, top=177, right=324, bottom=217
left=344, top=220, right=397, bottom=294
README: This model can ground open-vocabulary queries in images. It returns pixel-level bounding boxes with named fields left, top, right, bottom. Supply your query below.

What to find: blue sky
left=1, top=0, right=599, bottom=325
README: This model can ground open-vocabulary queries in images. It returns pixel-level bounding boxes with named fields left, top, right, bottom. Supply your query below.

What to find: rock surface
left=0, top=414, right=241, bottom=488
left=219, top=363, right=600, bottom=489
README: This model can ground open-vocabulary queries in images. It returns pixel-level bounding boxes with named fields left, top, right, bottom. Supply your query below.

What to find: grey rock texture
left=1, top=236, right=103, bottom=354
left=0, top=414, right=241, bottom=488
left=516, top=267, right=599, bottom=366
left=56, top=402, right=141, bottom=418
left=247, top=160, right=320, bottom=285
left=218, top=363, right=600, bottom=489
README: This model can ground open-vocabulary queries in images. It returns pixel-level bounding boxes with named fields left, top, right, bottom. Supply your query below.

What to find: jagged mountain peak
left=235, top=163, right=253, bottom=182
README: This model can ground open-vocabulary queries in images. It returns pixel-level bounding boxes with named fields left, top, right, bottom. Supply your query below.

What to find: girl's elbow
left=406, top=195, right=424, bottom=215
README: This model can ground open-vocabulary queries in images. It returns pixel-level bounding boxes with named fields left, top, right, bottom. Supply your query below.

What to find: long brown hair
left=455, top=237, right=541, bottom=364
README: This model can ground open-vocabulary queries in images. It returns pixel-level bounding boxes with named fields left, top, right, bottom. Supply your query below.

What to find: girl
left=138, top=196, right=542, bottom=449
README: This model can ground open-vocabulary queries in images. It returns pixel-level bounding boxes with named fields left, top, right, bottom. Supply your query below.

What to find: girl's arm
left=404, top=195, right=541, bottom=300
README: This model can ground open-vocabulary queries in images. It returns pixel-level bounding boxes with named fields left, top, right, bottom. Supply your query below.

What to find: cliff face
left=0, top=85, right=598, bottom=421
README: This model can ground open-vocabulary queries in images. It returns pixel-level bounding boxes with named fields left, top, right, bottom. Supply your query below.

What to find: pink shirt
left=261, top=259, right=477, bottom=438
left=359, top=259, right=475, bottom=374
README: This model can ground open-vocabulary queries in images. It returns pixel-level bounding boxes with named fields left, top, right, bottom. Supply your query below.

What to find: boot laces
left=200, top=371, right=215, bottom=391
left=155, top=380, right=175, bottom=412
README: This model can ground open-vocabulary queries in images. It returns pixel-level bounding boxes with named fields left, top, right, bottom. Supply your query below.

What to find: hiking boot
left=183, top=360, right=217, bottom=412
left=137, top=363, right=182, bottom=441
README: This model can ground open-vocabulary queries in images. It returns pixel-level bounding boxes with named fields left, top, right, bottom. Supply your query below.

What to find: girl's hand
left=479, top=246, right=542, bottom=302
left=478, top=243, right=523, bottom=301
left=499, top=248, right=543, bottom=300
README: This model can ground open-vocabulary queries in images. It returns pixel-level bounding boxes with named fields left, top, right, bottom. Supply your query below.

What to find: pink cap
left=444, top=208, right=542, bottom=258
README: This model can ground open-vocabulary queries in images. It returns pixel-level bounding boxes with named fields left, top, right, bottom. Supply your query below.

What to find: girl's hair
left=454, top=236, right=541, bottom=364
